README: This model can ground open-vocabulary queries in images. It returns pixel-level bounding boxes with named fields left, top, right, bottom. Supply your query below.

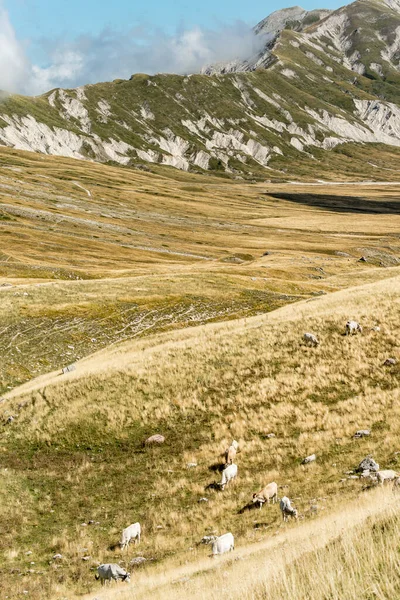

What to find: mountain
left=202, top=6, right=333, bottom=74
left=1, top=0, right=400, bottom=179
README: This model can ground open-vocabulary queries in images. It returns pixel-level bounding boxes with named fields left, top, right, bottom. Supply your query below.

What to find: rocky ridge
left=0, top=0, right=399, bottom=177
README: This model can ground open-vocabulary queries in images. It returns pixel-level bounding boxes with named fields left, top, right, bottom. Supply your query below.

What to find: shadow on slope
left=267, top=192, right=400, bottom=214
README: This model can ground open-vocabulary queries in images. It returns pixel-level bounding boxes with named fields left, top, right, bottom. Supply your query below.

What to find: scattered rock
left=130, top=557, right=147, bottom=567
left=354, top=430, right=370, bottom=438
left=52, top=554, right=63, bottom=560
left=302, top=454, right=316, bottom=464
left=0, top=283, right=13, bottom=287
left=187, top=462, right=197, bottom=468
left=357, top=455, right=379, bottom=473
left=198, top=497, right=209, bottom=503
left=62, top=363, right=76, bottom=375
left=335, top=251, right=351, bottom=257
left=361, top=470, right=371, bottom=478
left=265, top=433, right=276, bottom=439
left=81, top=523, right=88, bottom=527
left=310, top=504, right=318, bottom=512
left=384, top=358, right=397, bottom=366
left=359, top=256, right=367, bottom=262
left=25, top=551, right=32, bottom=556
left=371, top=326, right=381, bottom=332
left=81, top=556, right=91, bottom=561
left=145, top=434, right=165, bottom=445
left=263, top=251, right=271, bottom=256
left=348, top=475, right=359, bottom=480
left=6, top=416, right=15, bottom=424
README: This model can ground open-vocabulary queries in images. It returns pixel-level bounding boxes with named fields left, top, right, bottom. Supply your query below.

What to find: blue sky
left=7, top=0, right=345, bottom=41
left=0, top=0, right=348, bottom=95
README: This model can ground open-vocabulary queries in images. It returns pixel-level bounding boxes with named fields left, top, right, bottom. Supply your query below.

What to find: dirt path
left=78, top=486, right=396, bottom=600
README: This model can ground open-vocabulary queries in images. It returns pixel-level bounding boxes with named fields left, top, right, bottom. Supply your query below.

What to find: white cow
left=303, top=332, right=319, bottom=347
left=280, top=496, right=298, bottom=522
left=376, top=470, right=399, bottom=485
left=212, top=533, right=235, bottom=556
left=95, top=563, right=130, bottom=585
left=120, top=523, right=141, bottom=550
left=346, top=321, right=362, bottom=335
left=252, top=482, right=278, bottom=508
left=220, top=464, right=238, bottom=490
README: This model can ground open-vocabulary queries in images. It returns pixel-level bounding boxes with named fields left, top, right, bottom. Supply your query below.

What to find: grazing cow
left=212, top=532, right=234, bottom=556
left=376, top=470, right=399, bottom=485
left=303, top=333, right=319, bottom=347
left=120, top=522, right=141, bottom=550
left=252, top=482, right=278, bottom=509
left=280, top=496, right=298, bottom=522
left=345, top=321, right=362, bottom=335
left=200, top=532, right=235, bottom=556
left=220, top=464, right=238, bottom=490
left=225, top=445, right=237, bottom=466
left=95, top=564, right=130, bottom=585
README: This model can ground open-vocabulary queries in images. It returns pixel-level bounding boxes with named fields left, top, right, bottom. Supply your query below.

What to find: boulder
left=384, top=358, right=397, bottom=366
left=145, top=434, right=165, bottom=445
left=302, top=454, right=316, bottom=464
left=130, top=557, right=147, bottom=567
left=357, top=455, right=379, bottom=473
left=354, top=430, right=370, bottom=438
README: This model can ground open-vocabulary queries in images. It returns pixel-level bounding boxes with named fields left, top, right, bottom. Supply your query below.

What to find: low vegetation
left=0, top=149, right=400, bottom=599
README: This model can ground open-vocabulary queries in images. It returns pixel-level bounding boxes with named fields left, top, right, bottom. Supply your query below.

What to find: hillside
left=1, top=0, right=400, bottom=177
left=1, top=264, right=400, bottom=599
left=1, top=147, right=400, bottom=395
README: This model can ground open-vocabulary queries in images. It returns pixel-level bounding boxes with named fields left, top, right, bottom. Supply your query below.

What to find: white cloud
left=0, top=4, right=31, bottom=93
left=0, top=4, right=263, bottom=95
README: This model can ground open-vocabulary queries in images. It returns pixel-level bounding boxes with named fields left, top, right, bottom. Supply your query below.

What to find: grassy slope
left=1, top=273, right=400, bottom=599
left=1, top=148, right=400, bottom=395
left=80, top=486, right=400, bottom=600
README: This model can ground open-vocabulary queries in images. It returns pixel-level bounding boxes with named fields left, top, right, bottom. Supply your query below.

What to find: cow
left=120, top=522, right=141, bottom=550
left=225, top=445, right=237, bottom=466
left=346, top=321, right=362, bottom=335
left=95, top=563, right=130, bottom=585
left=376, top=470, right=399, bottom=485
left=200, top=533, right=234, bottom=556
left=219, top=464, right=238, bottom=490
left=280, top=496, right=298, bottom=522
left=303, top=332, right=319, bottom=347
left=252, top=482, right=278, bottom=509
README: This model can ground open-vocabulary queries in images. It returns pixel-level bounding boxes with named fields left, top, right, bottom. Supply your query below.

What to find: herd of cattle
left=95, top=318, right=389, bottom=586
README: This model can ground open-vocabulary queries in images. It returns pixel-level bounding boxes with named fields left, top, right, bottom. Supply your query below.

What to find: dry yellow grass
left=76, top=485, right=398, bottom=600
left=1, top=274, right=400, bottom=599
left=1, top=147, right=400, bottom=599
left=1, top=145, right=400, bottom=395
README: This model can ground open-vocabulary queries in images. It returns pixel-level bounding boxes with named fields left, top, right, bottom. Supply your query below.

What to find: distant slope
left=0, top=0, right=400, bottom=178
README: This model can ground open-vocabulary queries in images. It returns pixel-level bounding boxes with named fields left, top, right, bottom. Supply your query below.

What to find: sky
left=1, top=0, right=347, bottom=95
